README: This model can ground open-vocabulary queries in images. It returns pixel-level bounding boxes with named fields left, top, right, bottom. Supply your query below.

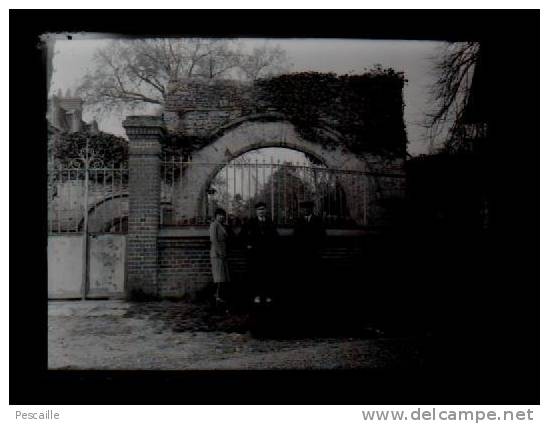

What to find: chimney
left=70, top=110, right=82, bottom=132
left=90, top=119, right=99, bottom=134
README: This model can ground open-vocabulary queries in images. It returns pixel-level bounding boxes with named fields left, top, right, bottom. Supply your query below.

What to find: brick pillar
left=123, top=116, right=165, bottom=299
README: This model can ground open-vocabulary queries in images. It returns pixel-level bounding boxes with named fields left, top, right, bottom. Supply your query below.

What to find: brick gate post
left=123, top=116, right=165, bottom=299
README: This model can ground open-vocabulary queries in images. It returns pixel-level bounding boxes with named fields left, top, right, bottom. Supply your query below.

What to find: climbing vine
left=254, top=68, right=408, bottom=157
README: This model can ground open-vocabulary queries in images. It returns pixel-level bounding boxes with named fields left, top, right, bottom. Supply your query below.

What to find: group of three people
left=209, top=200, right=326, bottom=309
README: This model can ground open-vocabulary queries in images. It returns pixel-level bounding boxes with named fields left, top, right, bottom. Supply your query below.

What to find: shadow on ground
left=121, top=297, right=412, bottom=341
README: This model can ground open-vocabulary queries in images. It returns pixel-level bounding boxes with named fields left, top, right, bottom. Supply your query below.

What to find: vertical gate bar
left=277, top=159, right=281, bottom=224
left=248, top=162, right=251, bottom=217
left=315, top=168, right=319, bottom=217
left=323, top=169, right=328, bottom=219
left=262, top=158, right=265, bottom=200
left=349, top=174, right=358, bottom=221
left=337, top=175, right=340, bottom=219
left=324, top=169, right=328, bottom=219
left=323, top=169, right=326, bottom=219
left=120, top=165, right=124, bottom=231
left=66, top=168, right=71, bottom=232
left=283, top=162, right=286, bottom=224
left=240, top=162, right=244, bottom=216
left=73, top=169, right=78, bottom=232
left=312, top=167, right=316, bottom=215
left=352, top=174, right=357, bottom=224
left=285, top=162, right=288, bottom=223
left=226, top=165, right=230, bottom=216
left=47, top=167, right=50, bottom=233
left=66, top=168, right=70, bottom=232
left=95, top=168, right=99, bottom=231
left=81, top=144, right=89, bottom=301
left=302, top=163, right=306, bottom=209
left=302, top=163, right=306, bottom=213
left=270, top=157, right=274, bottom=220
left=336, top=175, right=346, bottom=218
left=332, top=171, right=336, bottom=219
left=159, top=159, right=163, bottom=226
left=117, top=164, right=122, bottom=232
left=306, top=165, right=310, bottom=213
left=204, top=164, right=207, bottom=220
left=289, top=164, right=293, bottom=221
left=58, top=164, right=62, bottom=233
left=160, top=157, right=164, bottom=225
left=102, top=166, right=106, bottom=232
left=111, top=162, right=115, bottom=232
left=180, top=156, right=184, bottom=224
left=233, top=162, right=236, bottom=218
left=297, top=163, right=302, bottom=217
left=327, top=170, right=330, bottom=219
left=313, top=168, right=317, bottom=218
left=363, top=176, right=367, bottom=226
left=329, top=170, right=333, bottom=219
left=279, top=162, right=286, bottom=224
left=47, top=166, right=50, bottom=233
left=49, top=167, right=53, bottom=233
left=322, top=169, right=326, bottom=217
left=255, top=158, right=259, bottom=198
left=171, top=156, right=175, bottom=224
left=305, top=164, right=309, bottom=205
left=65, top=166, right=68, bottom=232
left=101, top=168, right=105, bottom=231
left=317, top=168, right=321, bottom=219
left=169, top=156, right=173, bottom=224
left=165, top=157, right=169, bottom=224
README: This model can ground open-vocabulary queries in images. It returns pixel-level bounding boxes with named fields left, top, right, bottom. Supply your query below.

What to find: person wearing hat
left=209, top=207, right=232, bottom=307
left=293, top=200, right=326, bottom=286
left=239, top=201, right=279, bottom=305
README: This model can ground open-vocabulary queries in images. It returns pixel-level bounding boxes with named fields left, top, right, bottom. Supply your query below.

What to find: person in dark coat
left=293, top=201, right=326, bottom=286
left=286, top=201, right=328, bottom=332
left=239, top=201, right=279, bottom=304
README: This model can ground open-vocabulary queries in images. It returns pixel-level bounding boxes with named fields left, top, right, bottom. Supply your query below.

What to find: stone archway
left=171, top=119, right=371, bottom=222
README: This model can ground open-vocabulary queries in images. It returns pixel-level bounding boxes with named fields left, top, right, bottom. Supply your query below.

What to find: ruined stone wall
left=164, top=79, right=254, bottom=136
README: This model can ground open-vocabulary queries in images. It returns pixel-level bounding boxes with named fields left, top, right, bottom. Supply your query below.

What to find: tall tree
left=77, top=38, right=290, bottom=114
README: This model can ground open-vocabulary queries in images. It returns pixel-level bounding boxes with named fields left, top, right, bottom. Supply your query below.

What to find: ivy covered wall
left=163, top=68, right=408, bottom=159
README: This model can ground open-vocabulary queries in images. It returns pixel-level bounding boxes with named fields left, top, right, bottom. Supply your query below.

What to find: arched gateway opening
left=161, top=120, right=373, bottom=228
left=204, top=147, right=356, bottom=227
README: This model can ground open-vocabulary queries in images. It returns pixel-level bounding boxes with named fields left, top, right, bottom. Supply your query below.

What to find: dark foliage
left=254, top=69, right=408, bottom=157
left=52, top=130, right=129, bottom=167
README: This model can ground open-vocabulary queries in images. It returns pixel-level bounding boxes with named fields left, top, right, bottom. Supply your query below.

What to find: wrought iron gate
left=47, top=156, right=128, bottom=299
left=160, top=156, right=405, bottom=228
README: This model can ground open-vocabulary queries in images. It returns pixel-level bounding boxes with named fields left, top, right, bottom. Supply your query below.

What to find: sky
left=48, top=36, right=450, bottom=156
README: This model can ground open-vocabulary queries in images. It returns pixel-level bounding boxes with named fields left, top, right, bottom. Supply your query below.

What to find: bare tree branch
left=77, top=38, right=291, bottom=114
left=425, top=41, right=480, bottom=150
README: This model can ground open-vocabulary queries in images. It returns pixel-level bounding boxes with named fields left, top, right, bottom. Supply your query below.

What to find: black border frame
left=10, top=9, right=540, bottom=405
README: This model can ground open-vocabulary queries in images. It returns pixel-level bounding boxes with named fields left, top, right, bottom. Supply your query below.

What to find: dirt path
left=48, top=300, right=423, bottom=370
